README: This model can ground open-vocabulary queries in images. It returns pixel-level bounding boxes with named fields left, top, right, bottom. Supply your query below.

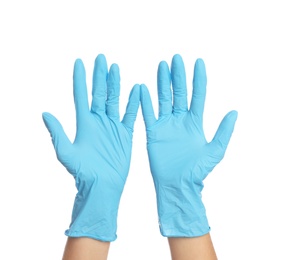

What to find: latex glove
left=42, top=54, right=140, bottom=242
left=140, top=54, right=237, bottom=237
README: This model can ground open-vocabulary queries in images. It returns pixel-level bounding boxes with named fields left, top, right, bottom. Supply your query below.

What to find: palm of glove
left=146, top=113, right=221, bottom=188
left=58, top=114, right=132, bottom=190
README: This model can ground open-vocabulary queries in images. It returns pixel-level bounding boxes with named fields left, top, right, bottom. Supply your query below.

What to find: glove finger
left=171, top=54, right=188, bottom=114
left=140, top=84, right=157, bottom=128
left=158, top=61, right=172, bottom=117
left=190, top=58, right=207, bottom=121
left=106, top=63, right=120, bottom=120
left=121, top=84, right=140, bottom=131
left=42, top=112, right=72, bottom=160
left=91, top=54, right=107, bottom=114
left=209, top=110, right=238, bottom=158
left=73, top=59, right=89, bottom=123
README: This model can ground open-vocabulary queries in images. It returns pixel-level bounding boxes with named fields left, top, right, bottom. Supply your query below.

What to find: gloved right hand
left=42, top=54, right=140, bottom=242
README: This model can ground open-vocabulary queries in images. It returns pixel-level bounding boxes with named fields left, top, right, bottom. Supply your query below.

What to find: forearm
left=168, top=233, right=217, bottom=260
left=62, top=237, right=110, bottom=260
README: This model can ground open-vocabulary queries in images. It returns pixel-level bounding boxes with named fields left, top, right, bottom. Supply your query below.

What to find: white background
left=1, top=0, right=281, bottom=259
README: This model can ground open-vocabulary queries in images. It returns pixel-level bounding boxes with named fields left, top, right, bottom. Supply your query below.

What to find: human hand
left=42, top=54, right=140, bottom=241
left=140, top=54, right=237, bottom=237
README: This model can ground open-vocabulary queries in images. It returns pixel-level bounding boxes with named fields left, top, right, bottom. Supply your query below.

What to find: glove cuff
left=64, top=178, right=123, bottom=242
left=155, top=182, right=210, bottom=237
left=158, top=213, right=210, bottom=237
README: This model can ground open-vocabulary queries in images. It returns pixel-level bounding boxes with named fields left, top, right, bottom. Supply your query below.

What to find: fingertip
left=195, top=58, right=206, bottom=75
left=193, top=58, right=207, bottom=86
left=108, top=63, right=120, bottom=83
left=74, top=59, right=85, bottom=77
left=42, top=112, right=59, bottom=125
left=93, top=53, right=108, bottom=76
left=121, top=84, right=141, bottom=130
left=74, top=58, right=83, bottom=66
left=132, top=83, right=141, bottom=91
left=195, top=58, right=205, bottom=65
left=172, top=53, right=182, bottom=61
left=130, top=84, right=140, bottom=101
left=42, top=112, right=47, bottom=124
left=109, top=63, right=119, bottom=72
left=41, top=112, right=54, bottom=134
left=42, top=111, right=48, bottom=117
left=158, top=61, right=170, bottom=79
left=227, top=110, right=238, bottom=121
left=42, top=111, right=52, bottom=122
left=94, top=54, right=107, bottom=68
left=140, top=84, right=152, bottom=100
left=140, top=83, right=147, bottom=93
left=139, top=84, right=157, bottom=126
left=96, top=53, right=106, bottom=60
left=231, top=110, right=238, bottom=116
left=158, top=60, right=169, bottom=69
left=194, top=58, right=206, bottom=71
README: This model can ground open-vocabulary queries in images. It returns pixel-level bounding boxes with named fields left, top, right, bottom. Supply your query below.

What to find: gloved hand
left=140, top=54, right=238, bottom=237
left=42, top=54, right=140, bottom=242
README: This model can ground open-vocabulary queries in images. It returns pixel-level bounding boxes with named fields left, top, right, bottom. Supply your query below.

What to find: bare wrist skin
left=168, top=233, right=217, bottom=260
left=62, top=237, right=110, bottom=260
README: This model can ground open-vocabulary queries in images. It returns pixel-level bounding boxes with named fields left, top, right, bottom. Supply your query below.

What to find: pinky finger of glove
left=42, top=112, right=73, bottom=159
left=209, top=110, right=238, bottom=157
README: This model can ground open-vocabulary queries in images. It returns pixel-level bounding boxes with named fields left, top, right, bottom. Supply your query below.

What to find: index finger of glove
left=140, top=84, right=157, bottom=128
left=106, top=63, right=120, bottom=120
left=121, top=84, right=140, bottom=131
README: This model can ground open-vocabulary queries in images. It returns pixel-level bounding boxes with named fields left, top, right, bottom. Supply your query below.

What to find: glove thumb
left=42, top=112, right=72, bottom=161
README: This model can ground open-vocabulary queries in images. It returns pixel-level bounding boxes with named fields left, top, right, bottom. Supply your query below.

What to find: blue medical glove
left=140, top=54, right=237, bottom=237
left=42, top=54, right=140, bottom=242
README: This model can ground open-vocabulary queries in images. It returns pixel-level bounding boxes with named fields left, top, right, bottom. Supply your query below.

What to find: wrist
left=154, top=180, right=210, bottom=237
left=65, top=173, right=125, bottom=242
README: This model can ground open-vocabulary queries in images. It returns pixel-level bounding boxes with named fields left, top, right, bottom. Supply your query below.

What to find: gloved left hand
left=140, top=54, right=237, bottom=237
left=42, top=54, right=140, bottom=242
